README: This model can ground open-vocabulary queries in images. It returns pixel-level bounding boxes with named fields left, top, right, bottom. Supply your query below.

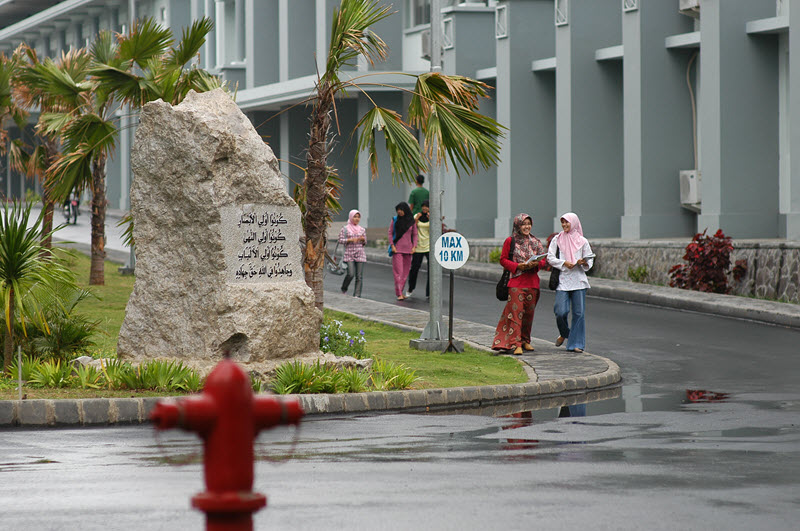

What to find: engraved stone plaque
left=221, top=204, right=303, bottom=283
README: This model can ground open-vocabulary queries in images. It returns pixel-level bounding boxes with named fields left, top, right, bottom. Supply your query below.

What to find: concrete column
left=215, top=0, right=225, bottom=65
left=697, top=0, right=778, bottom=237
left=620, top=1, right=695, bottom=238
left=495, top=0, right=555, bottom=239
left=555, top=0, right=624, bottom=237
left=279, top=110, right=289, bottom=192
left=203, top=0, right=216, bottom=69
left=279, top=0, right=288, bottom=81
left=234, top=0, right=245, bottom=62
left=316, top=0, right=327, bottom=76
left=784, top=0, right=800, bottom=238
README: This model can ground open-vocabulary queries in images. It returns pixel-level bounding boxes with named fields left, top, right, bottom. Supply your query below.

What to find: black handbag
left=495, top=238, right=516, bottom=301
left=548, top=245, right=560, bottom=291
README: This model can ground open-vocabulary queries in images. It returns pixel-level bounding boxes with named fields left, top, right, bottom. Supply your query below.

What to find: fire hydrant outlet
left=192, top=491, right=267, bottom=513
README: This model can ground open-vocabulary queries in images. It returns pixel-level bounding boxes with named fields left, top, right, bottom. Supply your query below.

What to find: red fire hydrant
left=150, top=358, right=303, bottom=531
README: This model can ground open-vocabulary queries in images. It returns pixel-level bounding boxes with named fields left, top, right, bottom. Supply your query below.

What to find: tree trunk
left=3, top=293, right=14, bottom=373
left=39, top=140, right=58, bottom=251
left=89, top=154, right=107, bottom=286
left=304, top=84, right=333, bottom=310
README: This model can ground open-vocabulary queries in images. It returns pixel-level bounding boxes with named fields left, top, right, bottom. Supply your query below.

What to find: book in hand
left=525, top=253, right=548, bottom=264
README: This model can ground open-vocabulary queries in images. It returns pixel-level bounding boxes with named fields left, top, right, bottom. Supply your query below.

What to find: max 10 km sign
left=434, top=232, right=470, bottom=270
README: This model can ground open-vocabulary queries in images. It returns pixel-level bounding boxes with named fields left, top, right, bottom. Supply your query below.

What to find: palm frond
left=117, top=17, right=173, bottom=69
left=326, top=0, right=393, bottom=79
left=167, top=17, right=213, bottom=68
left=90, top=30, right=118, bottom=66
left=356, top=107, right=426, bottom=184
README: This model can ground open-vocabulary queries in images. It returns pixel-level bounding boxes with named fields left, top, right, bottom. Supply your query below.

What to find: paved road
left=7, top=211, right=798, bottom=529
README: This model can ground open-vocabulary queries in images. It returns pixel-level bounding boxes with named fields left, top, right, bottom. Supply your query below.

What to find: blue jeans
left=341, top=261, right=365, bottom=297
left=554, top=289, right=586, bottom=351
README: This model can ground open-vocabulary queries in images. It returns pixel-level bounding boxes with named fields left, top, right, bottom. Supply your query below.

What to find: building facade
left=1, top=0, right=799, bottom=241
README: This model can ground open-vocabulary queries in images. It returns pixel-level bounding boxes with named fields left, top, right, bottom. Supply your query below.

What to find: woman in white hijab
left=546, top=212, right=594, bottom=352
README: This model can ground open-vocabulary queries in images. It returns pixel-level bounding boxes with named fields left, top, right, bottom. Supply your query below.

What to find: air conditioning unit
left=421, top=29, right=431, bottom=60
left=679, top=170, right=701, bottom=212
left=679, top=0, right=700, bottom=18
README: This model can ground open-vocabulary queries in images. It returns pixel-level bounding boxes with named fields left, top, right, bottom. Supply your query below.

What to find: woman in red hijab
left=492, top=213, right=547, bottom=355
left=546, top=212, right=594, bottom=353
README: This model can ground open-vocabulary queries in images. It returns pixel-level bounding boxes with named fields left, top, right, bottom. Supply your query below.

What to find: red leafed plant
left=668, top=229, right=742, bottom=294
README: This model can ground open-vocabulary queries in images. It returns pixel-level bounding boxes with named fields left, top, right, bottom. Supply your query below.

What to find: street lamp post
left=412, top=0, right=445, bottom=350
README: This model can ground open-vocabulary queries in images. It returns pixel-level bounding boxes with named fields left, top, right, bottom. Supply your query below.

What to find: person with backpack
left=492, top=213, right=546, bottom=355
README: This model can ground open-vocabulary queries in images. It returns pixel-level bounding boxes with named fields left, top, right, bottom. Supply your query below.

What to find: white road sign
left=434, top=232, right=470, bottom=270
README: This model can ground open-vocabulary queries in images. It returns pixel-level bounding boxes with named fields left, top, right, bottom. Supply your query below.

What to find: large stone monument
left=117, top=88, right=322, bottom=374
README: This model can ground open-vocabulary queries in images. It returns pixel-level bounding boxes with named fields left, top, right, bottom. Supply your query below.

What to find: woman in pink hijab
left=546, top=212, right=594, bottom=352
left=338, top=209, right=367, bottom=297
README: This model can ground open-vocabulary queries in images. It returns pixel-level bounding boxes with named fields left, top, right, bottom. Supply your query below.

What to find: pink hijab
left=557, top=212, right=588, bottom=263
left=346, top=209, right=366, bottom=238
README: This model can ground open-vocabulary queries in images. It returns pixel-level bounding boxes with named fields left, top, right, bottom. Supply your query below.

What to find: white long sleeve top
left=547, top=235, right=594, bottom=291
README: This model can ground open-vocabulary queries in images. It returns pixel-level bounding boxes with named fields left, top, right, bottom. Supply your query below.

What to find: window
left=623, top=0, right=637, bottom=12
left=406, top=0, right=431, bottom=28
left=555, top=0, right=568, bottom=27
left=495, top=5, right=507, bottom=39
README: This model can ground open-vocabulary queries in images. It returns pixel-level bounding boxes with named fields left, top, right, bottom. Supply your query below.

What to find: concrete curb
left=360, top=246, right=800, bottom=330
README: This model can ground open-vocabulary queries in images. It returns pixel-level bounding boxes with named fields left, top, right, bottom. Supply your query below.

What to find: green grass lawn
left=8, top=249, right=527, bottom=394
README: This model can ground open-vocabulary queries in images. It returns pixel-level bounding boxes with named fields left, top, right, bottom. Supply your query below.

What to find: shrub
left=627, top=265, right=649, bottom=283
left=320, top=318, right=367, bottom=358
left=271, top=360, right=341, bottom=394
left=488, top=247, right=502, bottom=263
left=370, top=359, right=418, bottom=391
left=28, top=360, right=72, bottom=388
left=73, top=365, right=103, bottom=390
left=668, top=229, right=736, bottom=294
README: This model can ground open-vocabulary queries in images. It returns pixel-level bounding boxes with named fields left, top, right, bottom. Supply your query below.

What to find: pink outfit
left=557, top=212, right=588, bottom=263
left=389, top=218, right=418, bottom=297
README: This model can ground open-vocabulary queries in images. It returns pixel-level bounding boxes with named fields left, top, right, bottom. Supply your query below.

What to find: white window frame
left=442, top=17, right=454, bottom=50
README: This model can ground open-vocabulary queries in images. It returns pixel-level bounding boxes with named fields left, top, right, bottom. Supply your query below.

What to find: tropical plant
left=17, top=17, right=222, bottom=286
left=28, top=359, right=72, bottom=388
left=271, top=360, right=342, bottom=395
left=11, top=45, right=74, bottom=252
left=72, top=364, right=103, bottom=389
left=339, top=366, right=369, bottom=393
left=25, top=281, right=100, bottom=360
left=0, top=202, right=75, bottom=371
left=6, top=353, right=37, bottom=381
left=301, top=0, right=504, bottom=309
left=669, top=229, right=736, bottom=294
left=370, top=359, right=418, bottom=391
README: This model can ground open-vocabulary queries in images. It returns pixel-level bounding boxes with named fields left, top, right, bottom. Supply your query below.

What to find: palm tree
left=10, top=45, right=70, bottom=253
left=22, top=17, right=221, bottom=286
left=0, top=201, right=74, bottom=371
left=302, top=0, right=504, bottom=309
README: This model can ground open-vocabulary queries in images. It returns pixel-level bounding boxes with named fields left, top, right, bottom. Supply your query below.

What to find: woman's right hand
left=564, top=261, right=576, bottom=269
left=391, top=244, right=397, bottom=253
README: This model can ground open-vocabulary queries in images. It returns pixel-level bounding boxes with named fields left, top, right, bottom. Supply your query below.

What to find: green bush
left=627, top=265, right=649, bottom=283
left=488, top=247, right=502, bottom=263
left=320, top=318, right=367, bottom=358
left=370, top=359, right=419, bottom=391
left=270, top=357, right=418, bottom=395
left=28, top=360, right=72, bottom=388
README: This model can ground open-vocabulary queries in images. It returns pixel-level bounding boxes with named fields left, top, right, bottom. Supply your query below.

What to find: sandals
left=522, top=343, right=535, bottom=352
left=396, top=295, right=406, bottom=301
left=512, top=346, right=524, bottom=355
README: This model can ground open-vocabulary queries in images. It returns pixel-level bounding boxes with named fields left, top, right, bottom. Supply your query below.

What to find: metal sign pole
left=443, top=269, right=463, bottom=353
left=421, top=0, right=443, bottom=343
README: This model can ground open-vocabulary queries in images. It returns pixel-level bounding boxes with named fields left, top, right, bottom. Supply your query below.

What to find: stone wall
left=466, top=238, right=800, bottom=303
